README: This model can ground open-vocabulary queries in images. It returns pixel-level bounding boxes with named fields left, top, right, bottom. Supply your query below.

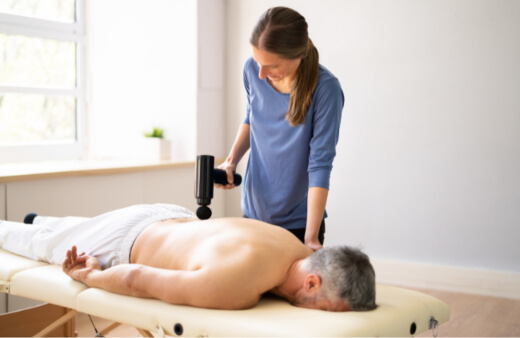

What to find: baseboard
left=372, top=258, right=520, bottom=300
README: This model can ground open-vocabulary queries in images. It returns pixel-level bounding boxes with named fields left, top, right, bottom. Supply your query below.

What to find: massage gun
left=195, top=155, right=242, bottom=220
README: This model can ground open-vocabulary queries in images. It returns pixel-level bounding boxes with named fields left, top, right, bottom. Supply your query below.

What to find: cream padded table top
left=10, top=265, right=88, bottom=309
left=1, top=249, right=450, bottom=337
left=77, top=285, right=449, bottom=337
left=0, top=249, right=46, bottom=281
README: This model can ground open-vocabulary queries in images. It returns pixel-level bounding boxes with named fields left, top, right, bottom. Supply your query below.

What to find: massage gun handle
left=213, top=169, right=242, bottom=186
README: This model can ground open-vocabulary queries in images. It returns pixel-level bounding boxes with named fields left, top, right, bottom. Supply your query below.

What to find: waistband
left=119, top=211, right=186, bottom=265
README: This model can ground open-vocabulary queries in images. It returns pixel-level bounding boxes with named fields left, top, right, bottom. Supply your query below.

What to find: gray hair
left=306, top=246, right=377, bottom=311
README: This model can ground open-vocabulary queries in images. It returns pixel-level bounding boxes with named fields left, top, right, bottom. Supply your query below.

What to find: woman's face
left=252, top=46, right=301, bottom=84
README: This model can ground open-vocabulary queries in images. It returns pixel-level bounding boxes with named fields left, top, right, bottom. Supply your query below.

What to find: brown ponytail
left=250, top=7, right=320, bottom=126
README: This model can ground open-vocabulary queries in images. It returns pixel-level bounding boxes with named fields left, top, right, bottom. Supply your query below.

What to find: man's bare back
left=62, top=216, right=315, bottom=310
left=131, top=217, right=313, bottom=309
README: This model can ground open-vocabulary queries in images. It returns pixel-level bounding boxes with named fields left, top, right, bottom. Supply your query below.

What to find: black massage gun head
left=196, top=205, right=212, bottom=220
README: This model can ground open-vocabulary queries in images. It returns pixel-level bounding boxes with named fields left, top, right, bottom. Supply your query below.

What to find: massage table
left=0, top=248, right=450, bottom=337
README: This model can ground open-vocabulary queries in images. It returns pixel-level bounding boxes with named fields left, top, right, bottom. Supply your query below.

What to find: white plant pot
left=141, top=138, right=171, bottom=161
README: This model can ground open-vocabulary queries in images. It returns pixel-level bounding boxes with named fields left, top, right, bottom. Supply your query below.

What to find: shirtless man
left=1, top=204, right=376, bottom=312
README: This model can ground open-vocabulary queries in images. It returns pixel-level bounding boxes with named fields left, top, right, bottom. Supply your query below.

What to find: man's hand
left=62, top=245, right=101, bottom=284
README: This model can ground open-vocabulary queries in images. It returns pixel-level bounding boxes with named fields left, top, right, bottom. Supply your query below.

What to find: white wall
left=196, top=0, right=226, bottom=157
left=86, top=0, right=229, bottom=163
left=3, top=168, right=223, bottom=221
left=86, top=0, right=197, bottom=162
left=225, top=0, right=520, bottom=274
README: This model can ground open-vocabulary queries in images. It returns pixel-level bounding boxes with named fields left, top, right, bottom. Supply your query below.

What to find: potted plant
left=144, top=127, right=164, bottom=139
left=142, top=127, right=171, bottom=160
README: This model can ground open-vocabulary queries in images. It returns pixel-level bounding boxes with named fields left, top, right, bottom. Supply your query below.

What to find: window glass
left=0, top=93, right=76, bottom=143
left=0, top=0, right=75, bottom=22
left=0, top=33, right=76, bottom=87
left=0, top=0, right=82, bottom=161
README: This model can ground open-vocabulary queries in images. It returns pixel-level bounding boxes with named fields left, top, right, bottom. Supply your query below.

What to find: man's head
left=295, top=246, right=377, bottom=312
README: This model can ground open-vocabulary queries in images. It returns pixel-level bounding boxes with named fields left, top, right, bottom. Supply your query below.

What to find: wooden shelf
left=0, top=159, right=194, bottom=183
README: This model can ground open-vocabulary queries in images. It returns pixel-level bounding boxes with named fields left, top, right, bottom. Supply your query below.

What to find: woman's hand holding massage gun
left=215, top=159, right=238, bottom=190
left=195, top=155, right=242, bottom=220
left=215, top=123, right=250, bottom=190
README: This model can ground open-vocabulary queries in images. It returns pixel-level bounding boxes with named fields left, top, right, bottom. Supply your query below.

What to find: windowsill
left=0, top=159, right=195, bottom=183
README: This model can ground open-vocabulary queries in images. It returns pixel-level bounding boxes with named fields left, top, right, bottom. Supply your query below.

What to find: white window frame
left=0, top=1, right=86, bottom=163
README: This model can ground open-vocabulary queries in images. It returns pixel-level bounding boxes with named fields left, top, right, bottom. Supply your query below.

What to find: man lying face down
left=0, top=204, right=376, bottom=312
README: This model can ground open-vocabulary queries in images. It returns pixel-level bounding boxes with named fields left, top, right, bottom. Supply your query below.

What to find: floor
left=414, top=288, right=520, bottom=337
left=75, top=287, right=520, bottom=337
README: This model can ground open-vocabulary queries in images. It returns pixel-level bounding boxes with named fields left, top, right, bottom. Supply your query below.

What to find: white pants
left=0, top=204, right=195, bottom=269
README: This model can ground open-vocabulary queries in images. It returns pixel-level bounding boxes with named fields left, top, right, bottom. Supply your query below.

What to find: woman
left=218, top=7, right=344, bottom=251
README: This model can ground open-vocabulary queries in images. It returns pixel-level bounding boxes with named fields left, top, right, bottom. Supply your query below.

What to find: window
left=0, top=0, right=85, bottom=163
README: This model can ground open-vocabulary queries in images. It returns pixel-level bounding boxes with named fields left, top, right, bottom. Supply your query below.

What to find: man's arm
left=62, top=246, right=260, bottom=309
left=62, top=246, right=203, bottom=306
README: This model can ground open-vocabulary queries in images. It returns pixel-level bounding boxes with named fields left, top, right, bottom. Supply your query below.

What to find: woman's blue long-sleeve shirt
left=242, top=57, right=344, bottom=230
